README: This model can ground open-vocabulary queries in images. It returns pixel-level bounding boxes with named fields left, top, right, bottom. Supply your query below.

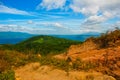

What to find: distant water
left=0, top=35, right=99, bottom=44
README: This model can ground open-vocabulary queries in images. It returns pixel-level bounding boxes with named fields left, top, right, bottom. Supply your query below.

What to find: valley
left=0, top=29, right=120, bottom=80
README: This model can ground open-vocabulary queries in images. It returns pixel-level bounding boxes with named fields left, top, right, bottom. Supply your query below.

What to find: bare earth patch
left=15, top=62, right=115, bottom=80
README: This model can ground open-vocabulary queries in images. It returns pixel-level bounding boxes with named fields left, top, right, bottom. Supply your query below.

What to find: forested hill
left=13, top=35, right=82, bottom=55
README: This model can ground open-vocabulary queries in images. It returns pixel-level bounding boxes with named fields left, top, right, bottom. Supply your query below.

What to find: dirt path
left=15, top=62, right=116, bottom=80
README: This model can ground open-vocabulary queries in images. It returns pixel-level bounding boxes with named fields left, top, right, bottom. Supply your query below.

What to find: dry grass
left=15, top=62, right=116, bottom=80
left=0, top=49, right=40, bottom=80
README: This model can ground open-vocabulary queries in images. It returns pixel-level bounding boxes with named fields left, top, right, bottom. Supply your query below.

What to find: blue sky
left=0, top=0, right=120, bottom=34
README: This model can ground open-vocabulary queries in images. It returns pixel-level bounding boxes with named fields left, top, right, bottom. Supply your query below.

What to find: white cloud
left=37, top=0, right=120, bottom=20
left=0, top=4, right=31, bottom=15
left=70, top=1, right=99, bottom=16
left=37, top=0, right=66, bottom=10
left=69, top=0, right=120, bottom=23
left=83, top=15, right=105, bottom=25
left=0, top=24, right=31, bottom=32
left=37, top=0, right=120, bottom=27
left=69, top=0, right=120, bottom=29
left=0, top=21, right=73, bottom=34
left=27, top=20, right=33, bottom=24
left=70, top=0, right=120, bottom=16
left=111, top=21, right=120, bottom=29
left=35, top=22, right=68, bottom=29
left=83, top=11, right=115, bottom=26
left=51, top=22, right=67, bottom=28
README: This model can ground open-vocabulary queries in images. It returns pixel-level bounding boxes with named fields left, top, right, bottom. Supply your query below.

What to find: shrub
left=72, top=58, right=83, bottom=70
left=39, top=57, right=70, bottom=71
left=95, top=29, right=120, bottom=48
left=0, top=60, right=10, bottom=73
left=86, top=75, right=94, bottom=80
left=72, top=59, right=96, bottom=71
left=0, top=70, right=15, bottom=80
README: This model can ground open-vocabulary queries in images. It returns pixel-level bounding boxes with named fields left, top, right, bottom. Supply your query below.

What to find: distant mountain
left=52, top=35, right=99, bottom=41
left=80, top=32, right=100, bottom=36
left=51, top=32, right=100, bottom=41
left=0, top=31, right=100, bottom=44
left=0, top=32, right=34, bottom=38
left=0, top=32, right=35, bottom=44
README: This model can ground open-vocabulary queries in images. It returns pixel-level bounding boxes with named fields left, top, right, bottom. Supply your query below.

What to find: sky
left=0, top=0, right=120, bottom=34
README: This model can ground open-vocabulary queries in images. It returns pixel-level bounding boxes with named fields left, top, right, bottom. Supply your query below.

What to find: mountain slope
left=65, top=29, right=120, bottom=79
left=0, top=32, right=34, bottom=38
left=0, top=32, right=34, bottom=44
left=14, top=35, right=81, bottom=55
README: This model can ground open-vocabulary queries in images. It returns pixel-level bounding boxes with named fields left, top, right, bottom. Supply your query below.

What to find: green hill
left=13, top=35, right=81, bottom=55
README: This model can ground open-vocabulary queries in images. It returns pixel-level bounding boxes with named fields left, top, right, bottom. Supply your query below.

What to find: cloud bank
left=0, top=0, right=120, bottom=34
left=38, top=0, right=120, bottom=26
left=0, top=4, right=31, bottom=15
left=37, top=0, right=66, bottom=10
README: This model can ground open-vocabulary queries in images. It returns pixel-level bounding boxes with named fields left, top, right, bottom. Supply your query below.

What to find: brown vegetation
left=15, top=62, right=116, bottom=80
left=56, top=29, right=120, bottom=79
left=1, top=29, right=120, bottom=80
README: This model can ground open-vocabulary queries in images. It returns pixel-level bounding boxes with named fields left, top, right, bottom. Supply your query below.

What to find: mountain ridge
left=0, top=31, right=100, bottom=44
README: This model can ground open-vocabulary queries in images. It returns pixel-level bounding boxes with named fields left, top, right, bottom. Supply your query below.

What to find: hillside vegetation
left=13, top=35, right=81, bottom=56
left=67, top=29, right=120, bottom=56
left=66, top=29, right=120, bottom=80
left=87, top=29, right=120, bottom=48
left=0, top=30, right=120, bottom=80
left=0, top=49, right=40, bottom=80
left=0, top=36, right=81, bottom=80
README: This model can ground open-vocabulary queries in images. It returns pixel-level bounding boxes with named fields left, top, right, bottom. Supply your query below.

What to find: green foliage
left=0, top=70, right=15, bottom=80
left=82, top=62, right=96, bottom=71
left=11, top=53, right=39, bottom=67
left=39, top=57, right=97, bottom=72
left=39, top=57, right=70, bottom=71
left=0, top=49, right=40, bottom=71
left=72, top=58, right=83, bottom=70
left=0, top=49, right=40, bottom=80
left=72, top=59, right=96, bottom=71
left=13, top=35, right=81, bottom=55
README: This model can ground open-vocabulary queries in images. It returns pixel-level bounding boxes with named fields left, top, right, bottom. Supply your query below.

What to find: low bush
left=0, top=70, right=15, bottom=80
left=0, top=49, right=40, bottom=80
left=72, top=59, right=97, bottom=71
left=39, top=57, right=70, bottom=71
left=0, top=60, right=10, bottom=73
